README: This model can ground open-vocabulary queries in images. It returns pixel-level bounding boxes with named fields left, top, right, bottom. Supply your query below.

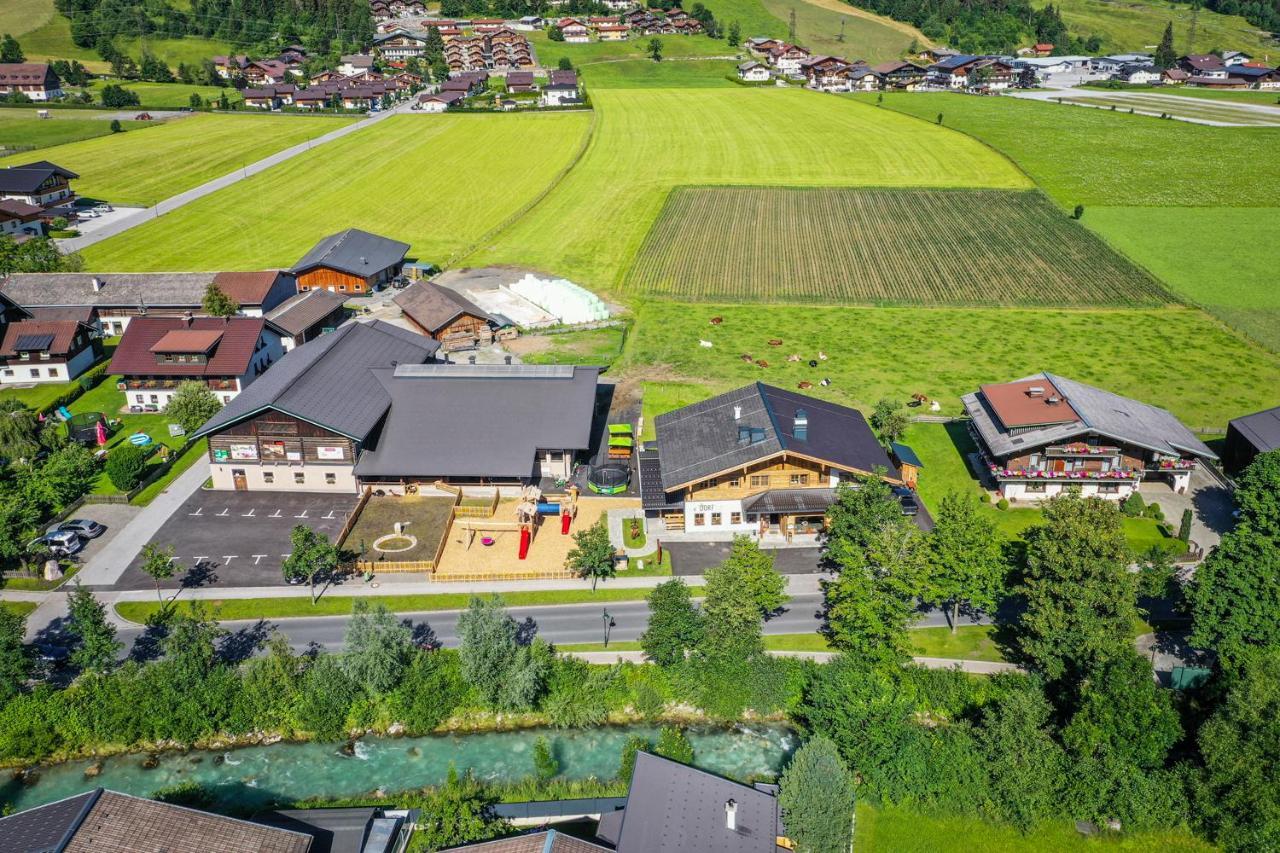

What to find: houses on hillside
left=0, top=314, right=102, bottom=387
left=0, top=63, right=63, bottom=100
left=0, top=161, right=77, bottom=210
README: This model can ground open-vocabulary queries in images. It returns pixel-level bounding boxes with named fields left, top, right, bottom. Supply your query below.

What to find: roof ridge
left=757, top=380, right=787, bottom=446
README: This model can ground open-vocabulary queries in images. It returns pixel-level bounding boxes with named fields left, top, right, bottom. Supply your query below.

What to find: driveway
left=63, top=503, right=142, bottom=567
left=110, top=490, right=359, bottom=590
left=1139, top=466, right=1234, bottom=553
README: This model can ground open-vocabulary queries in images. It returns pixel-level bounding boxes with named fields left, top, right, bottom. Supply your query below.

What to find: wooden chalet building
left=872, top=59, right=926, bottom=89
left=290, top=229, right=410, bottom=295
left=394, top=281, right=497, bottom=351
left=108, top=316, right=285, bottom=410
left=0, top=199, right=45, bottom=239
left=0, top=63, right=64, bottom=100
left=641, top=383, right=901, bottom=542
left=1224, top=405, right=1280, bottom=472
left=263, top=288, right=349, bottom=351
left=0, top=161, right=77, bottom=209
left=962, top=373, right=1217, bottom=502
left=0, top=317, right=101, bottom=386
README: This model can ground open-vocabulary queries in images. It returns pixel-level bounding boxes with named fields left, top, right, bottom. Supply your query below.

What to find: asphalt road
left=114, top=593, right=992, bottom=658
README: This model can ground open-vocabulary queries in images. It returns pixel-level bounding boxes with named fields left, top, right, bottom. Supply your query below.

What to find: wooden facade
left=406, top=311, right=493, bottom=350
left=683, top=454, right=829, bottom=503
left=208, top=409, right=357, bottom=466
left=295, top=263, right=401, bottom=296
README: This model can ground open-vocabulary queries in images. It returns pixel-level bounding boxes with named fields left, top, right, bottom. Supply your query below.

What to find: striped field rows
left=624, top=187, right=1175, bottom=306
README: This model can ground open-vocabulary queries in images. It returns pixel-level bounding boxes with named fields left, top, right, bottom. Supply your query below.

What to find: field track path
left=59, top=107, right=403, bottom=253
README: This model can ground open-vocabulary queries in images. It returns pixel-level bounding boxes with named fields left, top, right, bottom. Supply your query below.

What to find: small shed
left=1224, top=404, right=1280, bottom=472
left=891, top=441, right=924, bottom=489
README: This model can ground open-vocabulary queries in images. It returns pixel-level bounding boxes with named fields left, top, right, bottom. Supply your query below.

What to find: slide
left=518, top=527, right=531, bottom=560
left=561, top=513, right=571, bottom=535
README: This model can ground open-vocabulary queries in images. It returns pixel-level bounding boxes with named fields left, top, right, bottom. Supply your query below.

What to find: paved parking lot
left=111, top=490, right=359, bottom=590
left=667, top=542, right=826, bottom=575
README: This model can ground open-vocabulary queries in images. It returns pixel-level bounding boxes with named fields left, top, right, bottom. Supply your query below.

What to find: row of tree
left=844, top=0, right=1101, bottom=55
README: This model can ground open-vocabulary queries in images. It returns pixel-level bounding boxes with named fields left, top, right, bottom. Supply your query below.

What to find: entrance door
left=232, top=469, right=248, bottom=491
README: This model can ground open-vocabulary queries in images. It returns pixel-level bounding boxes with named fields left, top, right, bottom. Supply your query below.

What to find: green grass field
left=0, top=0, right=56, bottom=38
left=757, top=0, right=929, bottom=63
left=16, top=5, right=232, bottom=73
left=1036, top=0, right=1280, bottom=57
left=626, top=187, right=1172, bottom=306
left=530, top=30, right=734, bottom=70
left=81, top=111, right=591, bottom=270
left=866, top=92, right=1280, bottom=207
left=577, top=58, right=740, bottom=88
left=0, top=601, right=38, bottom=618
left=1057, top=93, right=1280, bottom=126
left=0, top=110, right=158, bottom=152
left=516, top=326, right=628, bottom=368
left=0, top=113, right=354, bottom=206
left=1085, top=207, right=1280, bottom=352
left=624, top=301, right=1280, bottom=428
left=77, top=80, right=241, bottom=109
left=466, top=87, right=1027, bottom=293
left=855, top=803, right=1214, bottom=852
left=1083, top=83, right=1280, bottom=106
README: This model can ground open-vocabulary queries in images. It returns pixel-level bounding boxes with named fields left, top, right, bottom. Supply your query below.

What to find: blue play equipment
left=535, top=502, right=561, bottom=515
left=56, top=406, right=73, bottom=421
left=128, top=433, right=153, bottom=447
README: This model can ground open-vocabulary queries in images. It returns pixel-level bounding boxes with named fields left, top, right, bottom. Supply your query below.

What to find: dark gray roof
left=611, top=752, right=782, bottom=853
left=0, top=161, right=78, bottom=194
left=192, top=320, right=439, bottom=440
left=741, top=487, right=836, bottom=514
left=354, top=364, right=599, bottom=479
left=1229, top=405, right=1280, bottom=453
left=963, top=372, right=1217, bottom=460
left=654, top=383, right=898, bottom=491
left=290, top=229, right=409, bottom=277
left=0, top=789, right=98, bottom=852
left=393, top=281, right=490, bottom=333
left=1, top=272, right=221, bottom=309
left=265, top=289, right=348, bottom=336
left=253, top=807, right=403, bottom=853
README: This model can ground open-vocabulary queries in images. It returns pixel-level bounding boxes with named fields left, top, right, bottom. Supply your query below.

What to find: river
left=0, top=724, right=797, bottom=813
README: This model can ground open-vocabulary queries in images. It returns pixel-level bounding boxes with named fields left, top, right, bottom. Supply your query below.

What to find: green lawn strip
left=624, top=549, right=671, bottom=576
left=0, top=601, right=38, bottom=619
left=114, top=585, right=705, bottom=623
left=0, top=113, right=155, bottom=151
left=1084, top=207, right=1280, bottom=354
left=518, top=326, right=627, bottom=367
left=3, top=563, right=78, bottom=592
left=1144, top=87, right=1280, bottom=106
left=862, top=91, right=1280, bottom=208
left=621, top=517, right=647, bottom=549
left=0, top=380, right=79, bottom=412
left=529, top=30, right=733, bottom=70
left=131, top=438, right=208, bottom=507
left=0, top=113, right=355, bottom=207
left=77, top=80, right=242, bottom=109
left=81, top=112, right=591, bottom=271
left=910, top=625, right=1005, bottom=662
left=855, top=802, right=1214, bottom=852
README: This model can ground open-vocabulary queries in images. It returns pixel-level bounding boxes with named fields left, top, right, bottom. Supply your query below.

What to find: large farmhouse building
left=0, top=161, right=77, bottom=209
left=641, top=383, right=901, bottom=541
left=0, top=64, right=63, bottom=100
left=962, top=373, right=1217, bottom=501
left=291, top=229, right=409, bottom=295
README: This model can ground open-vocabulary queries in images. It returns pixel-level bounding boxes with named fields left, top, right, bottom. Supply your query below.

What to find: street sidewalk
left=566, top=649, right=1024, bottom=675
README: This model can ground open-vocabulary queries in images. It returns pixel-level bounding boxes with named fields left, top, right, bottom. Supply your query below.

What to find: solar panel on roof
left=13, top=333, right=54, bottom=352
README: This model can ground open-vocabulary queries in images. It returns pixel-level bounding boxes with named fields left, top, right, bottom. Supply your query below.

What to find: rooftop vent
left=733, top=405, right=742, bottom=421
left=91, top=277, right=103, bottom=292
left=1027, top=386, right=1045, bottom=397
left=1047, top=395, right=1061, bottom=405
left=725, top=799, right=737, bottom=831
left=793, top=408, right=808, bottom=441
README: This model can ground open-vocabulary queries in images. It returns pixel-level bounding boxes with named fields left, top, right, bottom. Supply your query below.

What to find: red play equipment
left=561, top=513, right=571, bottom=534
left=518, top=527, right=531, bottom=560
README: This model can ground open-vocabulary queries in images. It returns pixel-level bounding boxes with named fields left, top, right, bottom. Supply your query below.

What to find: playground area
left=434, top=493, right=637, bottom=580
left=344, top=494, right=457, bottom=571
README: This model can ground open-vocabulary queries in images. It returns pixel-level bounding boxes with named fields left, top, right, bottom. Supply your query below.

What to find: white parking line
left=216, top=508, right=230, bottom=517
left=252, top=554, right=267, bottom=565
left=269, top=510, right=283, bottom=518
left=322, top=509, right=336, bottom=520
left=242, top=508, right=256, bottom=517
left=223, top=555, right=236, bottom=565
left=188, top=508, right=204, bottom=517
left=280, top=553, right=291, bottom=560
left=194, top=555, right=209, bottom=564
left=294, top=510, right=309, bottom=519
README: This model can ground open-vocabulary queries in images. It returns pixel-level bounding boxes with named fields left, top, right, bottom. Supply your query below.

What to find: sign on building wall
left=316, top=446, right=345, bottom=460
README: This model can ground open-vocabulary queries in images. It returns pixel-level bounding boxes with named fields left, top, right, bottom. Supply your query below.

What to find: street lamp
left=602, top=608, right=614, bottom=648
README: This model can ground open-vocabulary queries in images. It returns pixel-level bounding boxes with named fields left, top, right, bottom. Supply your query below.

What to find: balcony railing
left=989, top=465, right=1142, bottom=481
left=1045, top=443, right=1120, bottom=457
left=1147, top=459, right=1198, bottom=471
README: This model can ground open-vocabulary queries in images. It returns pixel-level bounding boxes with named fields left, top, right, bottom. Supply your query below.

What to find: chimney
left=91, top=277, right=103, bottom=292
left=360, top=256, right=368, bottom=266
left=793, top=408, right=808, bottom=441
left=182, top=311, right=193, bottom=326
left=1027, top=386, right=1045, bottom=397
left=725, top=799, right=737, bottom=831
left=733, top=405, right=741, bottom=420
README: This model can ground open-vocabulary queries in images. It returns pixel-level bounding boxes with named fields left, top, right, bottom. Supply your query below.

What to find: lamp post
left=602, top=608, right=612, bottom=648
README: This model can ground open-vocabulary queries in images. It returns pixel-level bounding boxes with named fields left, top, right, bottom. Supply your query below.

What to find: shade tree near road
left=280, top=525, right=340, bottom=605
left=341, top=601, right=413, bottom=694
left=456, top=595, right=552, bottom=711
left=712, top=535, right=787, bottom=617
left=778, top=735, right=856, bottom=853
left=66, top=582, right=122, bottom=675
left=925, top=492, right=1006, bottom=634
left=638, top=577, right=703, bottom=666
left=138, top=543, right=176, bottom=605
left=164, top=381, right=222, bottom=434
left=565, top=518, right=614, bottom=591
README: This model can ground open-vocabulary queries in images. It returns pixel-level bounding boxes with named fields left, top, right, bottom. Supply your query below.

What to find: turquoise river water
left=0, top=724, right=797, bottom=813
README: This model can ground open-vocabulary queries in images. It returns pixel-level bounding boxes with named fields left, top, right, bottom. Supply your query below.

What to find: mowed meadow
left=81, top=112, right=592, bottom=270
left=625, top=187, right=1172, bottom=305
left=0, top=113, right=356, bottom=206
left=464, top=83, right=1029, bottom=291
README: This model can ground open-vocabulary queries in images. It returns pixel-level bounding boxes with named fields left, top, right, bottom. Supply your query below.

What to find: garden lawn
left=467, top=87, right=1027, bottom=293
left=0, top=379, right=80, bottom=412
left=911, top=625, right=1005, bottom=661
left=78, top=80, right=242, bottom=109
left=0, top=111, right=157, bottom=151
left=865, top=92, right=1280, bottom=207
left=130, top=438, right=208, bottom=507
left=114, top=585, right=705, bottom=622
left=1085, top=207, right=1280, bottom=353
left=627, top=302, right=1280, bottom=428
left=0, top=113, right=354, bottom=207
left=516, top=325, right=628, bottom=368
left=81, top=112, right=591, bottom=271
left=0, top=601, right=38, bottom=619
left=855, top=803, right=1215, bottom=852
left=639, top=380, right=715, bottom=441
left=1035, top=0, right=1280, bottom=58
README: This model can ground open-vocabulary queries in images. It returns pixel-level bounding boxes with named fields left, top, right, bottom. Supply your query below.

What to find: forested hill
left=841, top=0, right=1101, bottom=54
left=53, top=0, right=375, bottom=52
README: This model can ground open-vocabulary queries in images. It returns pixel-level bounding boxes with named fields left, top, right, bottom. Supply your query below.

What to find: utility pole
left=789, top=8, right=797, bottom=44
left=836, top=19, right=845, bottom=43
left=1187, top=4, right=1199, bottom=55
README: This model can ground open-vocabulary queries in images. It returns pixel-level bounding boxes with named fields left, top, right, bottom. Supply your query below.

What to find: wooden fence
left=453, top=489, right=499, bottom=519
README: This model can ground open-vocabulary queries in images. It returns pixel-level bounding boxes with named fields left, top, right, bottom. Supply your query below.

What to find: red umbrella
left=95, top=419, right=107, bottom=446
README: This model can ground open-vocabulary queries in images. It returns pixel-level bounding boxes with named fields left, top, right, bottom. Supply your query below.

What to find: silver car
left=49, top=519, right=106, bottom=539
left=31, top=530, right=83, bottom=557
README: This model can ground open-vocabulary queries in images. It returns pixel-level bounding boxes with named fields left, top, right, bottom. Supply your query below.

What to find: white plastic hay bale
left=509, top=274, right=609, bottom=325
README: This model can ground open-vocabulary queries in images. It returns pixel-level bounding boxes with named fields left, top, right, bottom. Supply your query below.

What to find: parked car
left=893, top=486, right=920, bottom=516
left=30, top=530, right=83, bottom=556
left=48, top=519, right=106, bottom=539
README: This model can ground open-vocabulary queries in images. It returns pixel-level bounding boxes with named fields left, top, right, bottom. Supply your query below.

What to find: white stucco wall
left=210, top=462, right=360, bottom=493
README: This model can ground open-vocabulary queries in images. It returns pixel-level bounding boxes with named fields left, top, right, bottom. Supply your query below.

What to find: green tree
left=1154, top=21, right=1176, bottom=68
left=99, top=83, right=141, bottom=108
left=700, top=550, right=764, bottom=660
left=456, top=595, right=518, bottom=706
left=188, top=92, right=203, bottom=110
left=557, top=56, right=573, bottom=71
left=822, top=477, right=903, bottom=568
left=138, top=543, right=176, bottom=604
left=139, top=51, right=174, bottom=82
left=654, top=726, right=694, bottom=764
left=165, top=381, right=222, bottom=433
left=105, top=444, right=148, bottom=491
left=342, top=601, right=413, bottom=693
left=295, top=653, right=357, bottom=741
left=66, top=582, right=121, bottom=675
left=0, top=606, right=30, bottom=703
left=1062, top=651, right=1179, bottom=770
left=1019, top=494, right=1138, bottom=680
left=870, top=398, right=908, bottom=444
left=0, top=399, right=42, bottom=462
left=926, top=492, right=1005, bottom=633
left=618, top=734, right=649, bottom=781
left=1194, top=647, right=1280, bottom=850
left=1233, top=448, right=1280, bottom=537
left=979, top=682, right=1064, bottom=830
left=565, top=518, right=614, bottom=590
left=532, top=735, right=559, bottom=780
left=201, top=282, right=239, bottom=317
left=548, top=24, right=565, bottom=41
left=778, top=735, right=856, bottom=853
left=281, top=525, right=340, bottom=604
left=639, top=578, right=703, bottom=666
left=412, top=765, right=508, bottom=851
left=714, top=535, right=787, bottom=616
left=648, top=37, right=663, bottom=62
left=0, top=34, right=23, bottom=64
left=823, top=520, right=928, bottom=662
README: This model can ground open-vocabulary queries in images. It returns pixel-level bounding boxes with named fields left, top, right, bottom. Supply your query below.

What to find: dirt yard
left=345, top=494, right=456, bottom=567
left=434, top=496, right=639, bottom=579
